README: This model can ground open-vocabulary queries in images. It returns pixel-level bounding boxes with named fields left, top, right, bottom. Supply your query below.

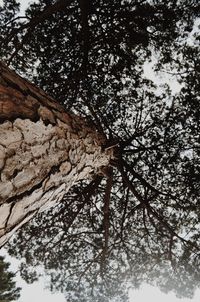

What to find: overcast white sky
left=1, top=248, right=199, bottom=302
left=0, top=0, right=199, bottom=301
left=15, top=281, right=200, bottom=302
left=1, top=247, right=200, bottom=302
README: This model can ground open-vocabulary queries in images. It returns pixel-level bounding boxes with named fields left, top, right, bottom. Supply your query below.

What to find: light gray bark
left=0, top=62, right=113, bottom=247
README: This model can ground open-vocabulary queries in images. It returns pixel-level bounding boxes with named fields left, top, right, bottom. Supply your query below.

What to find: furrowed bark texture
left=0, top=62, right=113, bottom=247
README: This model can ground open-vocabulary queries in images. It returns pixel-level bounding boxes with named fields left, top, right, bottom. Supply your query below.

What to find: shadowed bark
left=0, top=61, right=114, bottom=247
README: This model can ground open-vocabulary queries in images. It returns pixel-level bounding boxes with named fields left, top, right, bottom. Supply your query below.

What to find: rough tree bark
left=0, top=62, right=114, bottom=248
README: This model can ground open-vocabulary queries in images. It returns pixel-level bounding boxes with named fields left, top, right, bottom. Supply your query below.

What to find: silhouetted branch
left=7, top=0, right=73, bottom=64
left=120, top=188, right=129, bottom=241
left=101, top=168, right=113, bottom=269
left=5, top=16, right=30, bottom=26
left=79, top=0, right=90, bottom=73
left=117, top=161, right=200, bottom=252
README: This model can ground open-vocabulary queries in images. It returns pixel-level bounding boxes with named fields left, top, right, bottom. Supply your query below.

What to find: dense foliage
left=0, top=0, right=200, bottom=301
left=0, top=256, right=21, bottom=301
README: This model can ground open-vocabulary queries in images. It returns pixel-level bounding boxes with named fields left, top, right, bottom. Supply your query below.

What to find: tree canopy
left=0, top=256, right=21, bottom=301
left=0, top=0, right=200, bottom=301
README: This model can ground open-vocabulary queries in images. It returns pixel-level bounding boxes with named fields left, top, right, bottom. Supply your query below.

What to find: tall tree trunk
left=0, top=62, right=113, bottom=248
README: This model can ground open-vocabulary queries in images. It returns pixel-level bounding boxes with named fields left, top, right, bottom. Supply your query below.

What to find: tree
left=0, top=256, right=21, bottom=301
left=0, top=0, right=200, bottom=301
left=0, top=60, right=113, bottom=246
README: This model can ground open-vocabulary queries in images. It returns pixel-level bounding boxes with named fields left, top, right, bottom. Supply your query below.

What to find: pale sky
left=17, top=282, right=200, bottom=302
left=0, top=0, right=199, bottom=301
left=16, top=281, right=200, bottom=302
left=1, top=248, right=200, bottom=302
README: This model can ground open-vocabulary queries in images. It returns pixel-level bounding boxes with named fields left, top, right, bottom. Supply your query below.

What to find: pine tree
left=0, top=61, right=113, bottom=247
left=0, top=256, right=21, bottom=301
left=0, top=0, right=199, bottom=301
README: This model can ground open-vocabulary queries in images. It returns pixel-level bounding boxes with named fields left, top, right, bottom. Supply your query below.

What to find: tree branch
left=6, top=0, right=73, bottom=64
left=117, top=161, right=200, bottom=252
left=101, top=168, right=113, bottom=270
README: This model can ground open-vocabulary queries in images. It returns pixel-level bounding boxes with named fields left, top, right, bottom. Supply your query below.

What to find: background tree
left=0, top=0, right=199, bottom=301
left=0, top=256, right=21, bottom=301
